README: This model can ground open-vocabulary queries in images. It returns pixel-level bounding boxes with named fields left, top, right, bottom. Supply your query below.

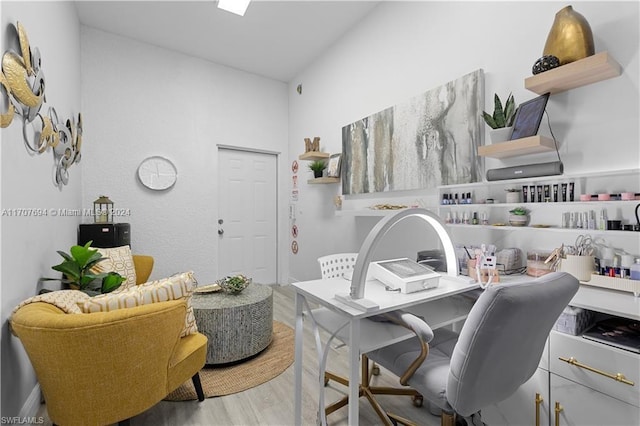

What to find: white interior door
left=217, top=148, right=277, bottom=284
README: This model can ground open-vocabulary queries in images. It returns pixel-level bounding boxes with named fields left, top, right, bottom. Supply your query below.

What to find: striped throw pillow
left=77, top=271, right=198, bottom=336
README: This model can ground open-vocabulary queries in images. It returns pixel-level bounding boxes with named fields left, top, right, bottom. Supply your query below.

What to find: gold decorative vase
left=543, top=5, right=595, bottom=65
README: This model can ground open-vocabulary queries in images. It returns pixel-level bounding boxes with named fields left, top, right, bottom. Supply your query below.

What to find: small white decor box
left=370, top=258, right=440, bottom=294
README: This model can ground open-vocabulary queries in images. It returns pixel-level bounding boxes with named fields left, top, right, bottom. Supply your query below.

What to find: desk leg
left=348, top=318, right=360, bottom=425
left=294, top=293, right=304, bottom=426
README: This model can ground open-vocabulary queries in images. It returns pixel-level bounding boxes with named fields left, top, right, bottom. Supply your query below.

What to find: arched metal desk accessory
left=335, top=208, right=465, bottom=312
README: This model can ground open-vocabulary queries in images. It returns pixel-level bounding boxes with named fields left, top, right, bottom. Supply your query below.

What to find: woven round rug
left=164, top=321, right=294, bottom=400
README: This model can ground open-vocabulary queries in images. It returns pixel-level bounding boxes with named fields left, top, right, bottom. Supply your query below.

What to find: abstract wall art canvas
left=341, top=69, right=484, bottom=195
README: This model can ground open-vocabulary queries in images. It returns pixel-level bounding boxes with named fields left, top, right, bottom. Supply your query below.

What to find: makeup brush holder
left=560, top=255, right=596, bottom=281
left=467, top=259, right=500, bottom=284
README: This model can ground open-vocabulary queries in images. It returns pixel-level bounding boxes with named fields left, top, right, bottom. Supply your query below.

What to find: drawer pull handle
left=559, top=356, right=635, bottom=386
left=535, top=393, right=543, bottom=426
left=555, top=402, right=563, bottom=426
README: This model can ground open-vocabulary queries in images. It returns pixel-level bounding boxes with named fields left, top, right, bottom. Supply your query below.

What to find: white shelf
left=445, top=224, right=636, bottom=235
left=570, top=285, right=640, bottom=321
left=336, top=208, right=413, bottom=217
left=436, top=168, right=640, bottom=190
left=440, top=200, right=640, bottom=209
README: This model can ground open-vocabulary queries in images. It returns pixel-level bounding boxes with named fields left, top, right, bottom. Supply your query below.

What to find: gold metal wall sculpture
left=1, top=21, right=82, bottom=187
left=543, top=5, right=595, bottom=66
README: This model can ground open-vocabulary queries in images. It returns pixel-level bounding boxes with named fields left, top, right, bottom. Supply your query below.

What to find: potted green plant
left=483, top=93, right=517, bottom=143
left=308, top=160, right=327, bottom=179
left=48, top=241, right=125, bottom=295
left=508, top=206, right=529, bottom=227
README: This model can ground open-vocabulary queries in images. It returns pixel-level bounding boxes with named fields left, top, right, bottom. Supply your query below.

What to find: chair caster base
left=411, top=394, right=423, bottom=407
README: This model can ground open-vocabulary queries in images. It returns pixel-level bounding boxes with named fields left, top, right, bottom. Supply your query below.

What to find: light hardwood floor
left=37, top=285, right=441, bottom=425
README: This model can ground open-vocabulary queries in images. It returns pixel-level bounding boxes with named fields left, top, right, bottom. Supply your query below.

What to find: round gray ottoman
left=192, top=283, right=273, bottom=364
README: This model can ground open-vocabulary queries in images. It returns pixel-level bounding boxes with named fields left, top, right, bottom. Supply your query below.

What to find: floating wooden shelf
left=307, top=177, right=340, bottom=184
left=477, top=135, right=556, bottom=158
left=298, top=152, right=330, bottom=161
left=525, top=51, right=621, bottom=95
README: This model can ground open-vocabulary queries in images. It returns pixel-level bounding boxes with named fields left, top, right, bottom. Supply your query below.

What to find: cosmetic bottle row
left=597, top=257, right=640, bottom=280
left=441, top=192, right=473, bottom=205
left=523, top=182, right=574, bottom=203
left=444, top=211, right=488, bottom=225
left=561, top=209, right=640, bottom=231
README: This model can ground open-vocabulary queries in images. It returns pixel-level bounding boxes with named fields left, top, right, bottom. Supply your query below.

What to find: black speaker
left=486, top=161, right=564, bottom=181
left=78, top=223, right=131, bottom=248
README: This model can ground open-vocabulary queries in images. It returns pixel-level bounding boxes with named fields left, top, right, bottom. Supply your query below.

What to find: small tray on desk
left=581, top=274, right=640, bottom=298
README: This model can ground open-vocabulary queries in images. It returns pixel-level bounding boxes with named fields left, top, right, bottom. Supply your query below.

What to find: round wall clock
left=137, top=156, right=178, bottom=190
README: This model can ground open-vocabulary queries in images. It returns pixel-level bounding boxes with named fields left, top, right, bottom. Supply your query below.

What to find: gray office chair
left=368, top=272, right=579, bottom=426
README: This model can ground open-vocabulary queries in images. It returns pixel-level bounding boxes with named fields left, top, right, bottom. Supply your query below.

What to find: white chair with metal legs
left=317, top=253, right=424, bottom=424
left=367, top=272, right=579, bottom=426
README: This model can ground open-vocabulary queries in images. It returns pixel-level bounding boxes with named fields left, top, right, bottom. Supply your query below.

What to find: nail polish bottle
left=569, top=182, right=575, bottom=202
left=537, top=185, right=543, bottom=202
left=529, top=185, right=536, bottom=202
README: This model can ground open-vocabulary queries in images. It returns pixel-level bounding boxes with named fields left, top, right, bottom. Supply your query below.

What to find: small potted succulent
left=483, top=93, right=517, bottom=143
left=508, top=206, right=529, bottom=227
left=308, top=160, right=327, bottom=179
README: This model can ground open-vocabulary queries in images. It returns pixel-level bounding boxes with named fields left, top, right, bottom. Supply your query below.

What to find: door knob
left=218, top=219, right=224, bottom=225
left=218, top=229, right=224, bottom=235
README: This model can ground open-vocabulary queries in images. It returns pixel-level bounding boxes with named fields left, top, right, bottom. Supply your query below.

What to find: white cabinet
left=550, top=331, right=639, bottom=406
left=481, top=291, right=640, bottom=426
left=550, top=374, right=639, bottom=426
left=548, top=330, right=639, bottom=426
left=483, top=367, right=550, bottom=426
left=481, top=310, right=639, bottom=426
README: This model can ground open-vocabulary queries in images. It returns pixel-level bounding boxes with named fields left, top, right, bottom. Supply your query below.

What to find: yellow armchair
left=132, top=254, right=154, bottom=284
left=10, top=299, right=207, bottom=426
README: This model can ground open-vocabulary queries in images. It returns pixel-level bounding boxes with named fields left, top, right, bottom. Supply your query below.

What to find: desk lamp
left=335, top=208, right=459, bottom=311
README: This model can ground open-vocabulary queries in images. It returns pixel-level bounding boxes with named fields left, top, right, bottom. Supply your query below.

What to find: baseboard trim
left=19, top=383, right=41, bottom=419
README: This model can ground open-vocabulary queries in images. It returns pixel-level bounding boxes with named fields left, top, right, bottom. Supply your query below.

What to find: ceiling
left=75, top=1, right=380, bottom=82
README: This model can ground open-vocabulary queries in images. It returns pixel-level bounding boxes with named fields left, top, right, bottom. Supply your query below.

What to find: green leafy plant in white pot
left=483, top=93, right=517, bottom=144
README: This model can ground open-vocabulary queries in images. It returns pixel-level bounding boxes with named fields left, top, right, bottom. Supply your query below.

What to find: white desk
left=292, top=274, right=478, bottom=425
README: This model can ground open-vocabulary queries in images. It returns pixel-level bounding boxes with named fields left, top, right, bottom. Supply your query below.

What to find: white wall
left=80, top=27, right=289, bottom=284
left=287, top=1, right=639, bottom=282
left=0, top=1, right=81, bottom=417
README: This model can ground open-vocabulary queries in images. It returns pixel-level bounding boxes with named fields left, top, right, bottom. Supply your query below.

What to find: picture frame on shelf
left=327, top=153, right=342, bottom=177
